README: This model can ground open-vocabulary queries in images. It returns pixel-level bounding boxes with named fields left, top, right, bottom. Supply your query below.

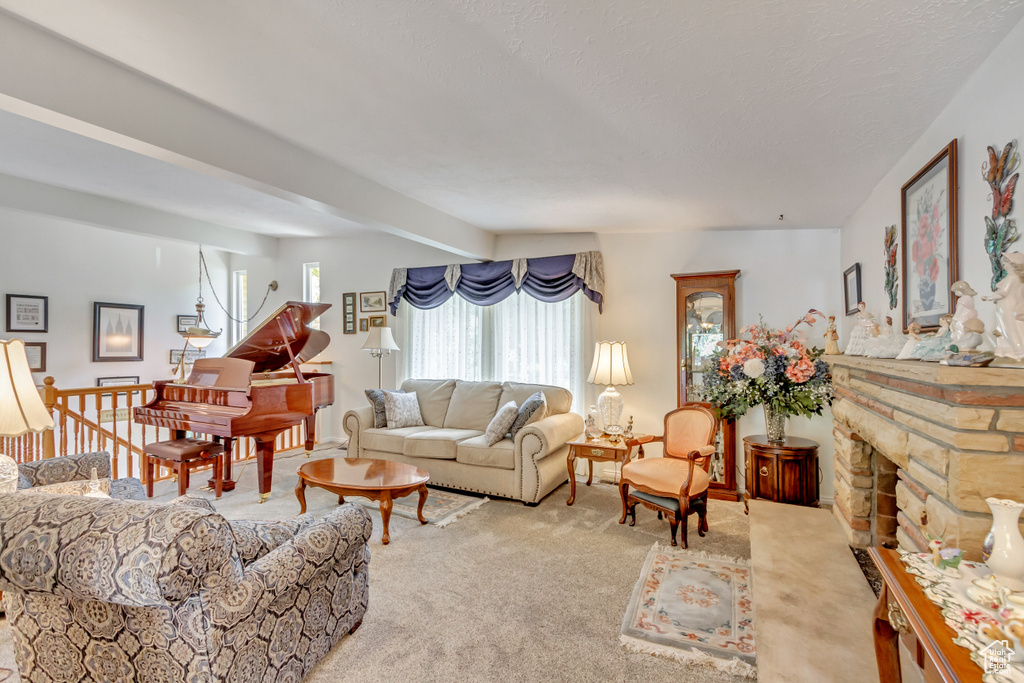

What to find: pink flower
left=785, top=357, right=815, bottom=383
left=928, top=258, right=940, bottom=283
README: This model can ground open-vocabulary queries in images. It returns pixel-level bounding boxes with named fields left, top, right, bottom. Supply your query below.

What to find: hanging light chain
left=198, top=246, right=275, bottom=324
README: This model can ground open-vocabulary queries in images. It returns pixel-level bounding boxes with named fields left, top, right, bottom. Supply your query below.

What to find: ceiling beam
left=0, top=173, right=279, bottom=256
left=0, top=11, right=495, bottom=261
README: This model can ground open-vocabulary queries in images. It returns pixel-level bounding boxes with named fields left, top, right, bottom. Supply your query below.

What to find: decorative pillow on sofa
left=365, top=389, right=388, bottom=428
left=384, top=390, right=425, bottom=429
left=509, top=391, right=547, bottom=439
left=483, top=400, right=519, bottom=446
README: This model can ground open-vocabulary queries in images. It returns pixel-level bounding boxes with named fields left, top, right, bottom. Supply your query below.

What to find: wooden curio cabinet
left=672, top=270, right=740, bottom=501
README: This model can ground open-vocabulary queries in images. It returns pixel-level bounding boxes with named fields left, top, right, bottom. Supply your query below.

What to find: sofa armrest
left=17, top=451, right=112, bottom=488
left=516, top=412, right=584, bottom=463
left=343, top=406, right=374, bottom=457
left=229, top=515, right=318, bottom=565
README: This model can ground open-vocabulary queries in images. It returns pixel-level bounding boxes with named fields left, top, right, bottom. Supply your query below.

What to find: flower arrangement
left=697, top=310, right=833, bottom=421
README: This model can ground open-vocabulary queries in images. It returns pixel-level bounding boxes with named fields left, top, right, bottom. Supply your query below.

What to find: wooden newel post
left=42, top=376, right=57, bottom=460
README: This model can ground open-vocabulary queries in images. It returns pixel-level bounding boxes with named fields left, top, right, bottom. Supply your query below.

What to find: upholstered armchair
left=618, top=404, right=719, bottom=547
left=16, top=450, right=146, bottom=500
left=0, top=493, right=371, bottom=682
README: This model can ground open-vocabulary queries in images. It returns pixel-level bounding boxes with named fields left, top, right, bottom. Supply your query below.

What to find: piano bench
left=144, top=438, right=225, bottom=498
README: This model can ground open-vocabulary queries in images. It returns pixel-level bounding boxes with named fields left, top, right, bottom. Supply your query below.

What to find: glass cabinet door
left=682, top=292, right=724, bottom=400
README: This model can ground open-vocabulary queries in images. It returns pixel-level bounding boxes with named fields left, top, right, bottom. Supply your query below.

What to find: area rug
left=621, top=544, right=758, bottom=679
left=349, top=487, right=488, bottom=527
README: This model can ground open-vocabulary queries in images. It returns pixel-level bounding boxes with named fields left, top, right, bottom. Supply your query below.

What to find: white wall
left=840, top=15, right=1024, bottom=342
left=0, top=208, right=230, bottom=389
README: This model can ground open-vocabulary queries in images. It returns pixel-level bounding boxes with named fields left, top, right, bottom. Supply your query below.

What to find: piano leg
left=256, top=439, right=275, bottom=503
left=209, top=437, right=237, bottom=492
left=304, top=414, right=316, bottom=457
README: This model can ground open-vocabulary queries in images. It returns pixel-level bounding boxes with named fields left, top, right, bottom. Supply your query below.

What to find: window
left=401, top=292, right=587, bottom=411
left=231, top=270, right=248, bottom=343
left=303, top=262, right=321, bottom=330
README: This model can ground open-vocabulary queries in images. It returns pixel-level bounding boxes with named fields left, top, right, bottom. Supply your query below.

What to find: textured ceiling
left=0, top=0, right=1023, bottom=234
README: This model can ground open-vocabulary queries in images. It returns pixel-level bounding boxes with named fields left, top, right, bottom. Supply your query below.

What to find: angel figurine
left=949, top=280, right=980, bottom=346
left=865, top=316, right=906, bottom=358
left=844, top=303, right=877, bottom=356
left=911, top=314, right=953, bottom=362
left=984, top=252, right=1024, bottom=363
left=824, top=316, right=840, bottom=355
left=896, top=323, right=923, bottom=360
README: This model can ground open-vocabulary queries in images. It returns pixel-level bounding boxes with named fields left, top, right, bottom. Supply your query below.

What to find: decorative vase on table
left=982, top=497, right=1024, bottom=591
left=763, top=404, right=787, bottom=444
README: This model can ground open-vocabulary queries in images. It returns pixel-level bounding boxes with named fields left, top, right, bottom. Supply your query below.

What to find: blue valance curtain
left=388, top=251, right=604, bottom=314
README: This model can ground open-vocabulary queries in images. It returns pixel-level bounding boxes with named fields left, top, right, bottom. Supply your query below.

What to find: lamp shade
left=0, top=339, right=54, bottom=437
left=587, top=341, right=633, bottom=386
left=361, top=327, right=400, bottom=352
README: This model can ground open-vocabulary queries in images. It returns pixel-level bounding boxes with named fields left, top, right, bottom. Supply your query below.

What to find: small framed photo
left=97, top=376, right=140, bottom=387
left=343, top=292, right=357, bottom=334
left=360, top=291, right=387, bottom=312
left=359, top=318, right=369, bottom=332
left=23, top=341, right=46, bottom=372
left=843, top=263, right=862, bottom=316
left=93, top=302, right=144, bottom=362
left=369, top=315, right=386, bottom=327
left=177, top=314, right=198, bottom=333
left=6, top=294, right=48, bottom=333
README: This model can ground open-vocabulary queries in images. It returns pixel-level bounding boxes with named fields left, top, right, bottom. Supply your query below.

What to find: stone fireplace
left=829, top=355, right=1024, bottom=560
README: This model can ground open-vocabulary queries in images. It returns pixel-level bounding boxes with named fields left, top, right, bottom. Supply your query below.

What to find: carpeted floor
left=0, top=447, right=753, bottom=682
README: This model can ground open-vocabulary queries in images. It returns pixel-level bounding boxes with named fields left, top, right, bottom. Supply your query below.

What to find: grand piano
left=134, top=301, right=334, bottom=502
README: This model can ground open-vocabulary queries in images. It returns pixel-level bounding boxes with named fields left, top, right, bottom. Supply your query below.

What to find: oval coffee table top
left=297, top=457, right=429, bottom=491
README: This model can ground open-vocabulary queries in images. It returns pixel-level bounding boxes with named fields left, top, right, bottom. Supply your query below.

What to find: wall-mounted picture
left=343, top=292, right=357, bottom=334
left=93, top=302, right=144, bottom=362
left=170, top=348, right=207, bottom=365
left=23, top=341, right=46, bottom=372
left=843, top=263, right=862, bottom=316
left=97, top=376, right=140, bottom=387
left=359, top=318, right=369, bottom=332
left=369, top=315, right=386, bottom=327
left=360, top=291, right=387, bottom=312
left=176, top=314, right=198, bottom=333
left=901, top=139, right=959, bottom=332
left=6, top=294, right=48, bottom=333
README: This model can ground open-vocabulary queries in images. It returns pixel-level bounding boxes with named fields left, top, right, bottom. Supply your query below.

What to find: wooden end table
left=743, top=435, right=819, bottom=508
left=566, top=434, right=653, bottom=506
left=296, top=457, right=429, bottom=545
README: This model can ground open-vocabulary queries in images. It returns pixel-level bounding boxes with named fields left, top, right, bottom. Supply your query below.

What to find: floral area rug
left=621, top=544, right=757, bottom=679
left=349, top=487, right=488, bottom=527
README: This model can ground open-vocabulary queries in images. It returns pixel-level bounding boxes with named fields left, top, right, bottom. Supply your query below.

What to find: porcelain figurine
left=896, top=323, right=923, bottom=360
left=823, top=315, right=840, bottom=355
left=946, top=317, right=995, bottom=366
left=911, top=314, right=953, bottom=362
left=865, top=316, right=906, bottom=358
left=983, top=497, right=1024, bottom=592
left=984, top=252, right=1024, bottom=364
left=949, top=280, right=980, bottom=345
left=844, top=302, right=877, bottom=356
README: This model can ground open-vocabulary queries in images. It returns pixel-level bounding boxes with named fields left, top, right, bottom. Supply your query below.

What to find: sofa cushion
left=403, top=428, right=483, bottom=460
left=400, top=379, right=456, bottom=427
left=499, top=381, right=572, bottom=415
left=509, top=391, right=547, bottom=439
left=483, top=400, right=519, bottom=446
left=443, top=380, right=503, bottom=430
left=384, top=390, right=425, bottom=428
left=365, top=389, right=388, bottom=428
left=363, top=426, right=435, bottom=453
left=456, top=435, right=516, bottom=470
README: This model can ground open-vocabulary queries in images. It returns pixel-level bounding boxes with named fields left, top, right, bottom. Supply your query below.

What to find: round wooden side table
left=743, top=435, right=819, bottom=508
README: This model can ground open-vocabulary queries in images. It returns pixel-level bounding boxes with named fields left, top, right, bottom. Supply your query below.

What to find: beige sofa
left=343, top=379, right=584, bottom=504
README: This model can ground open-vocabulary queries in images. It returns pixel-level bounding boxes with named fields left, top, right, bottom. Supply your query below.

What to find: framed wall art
left=23, top=341, right=46, bottom=372
left=169, top=348, right=207, bottom=365
left=93, top=302, right=144, bottom=362
left=369, top=315, right=386, bottom=327
left=343, top=292, right=357, bottom=334
left=97, top=376, right=140, bottom=387
left=901, top=139, right=959, bottom=331
left=843, top=263, right=862, bottom=316
left=176, top=314, right=198, bottom=333
left=359, top=318, right=369, bottom=332
left=360, top=291, right=387, bottom=312
left=6, top=294, right=48, bottom=333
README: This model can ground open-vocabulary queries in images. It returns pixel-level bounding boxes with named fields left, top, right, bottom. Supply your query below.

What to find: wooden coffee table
left=295, top=457, right=430, bottom=544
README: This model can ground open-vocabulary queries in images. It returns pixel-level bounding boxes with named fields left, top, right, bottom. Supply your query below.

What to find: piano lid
left=225, top=301, right=331, bottom=373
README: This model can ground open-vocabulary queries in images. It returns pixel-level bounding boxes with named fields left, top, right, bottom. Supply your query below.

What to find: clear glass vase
left=763, top=404, right=787, bottom=444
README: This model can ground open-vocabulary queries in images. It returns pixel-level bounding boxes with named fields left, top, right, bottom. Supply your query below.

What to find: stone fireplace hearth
left=829, top=355, right=1024, bottom=560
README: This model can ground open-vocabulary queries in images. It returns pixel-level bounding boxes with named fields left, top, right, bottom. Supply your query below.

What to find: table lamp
left=361, top=326, right=400, bottom=389
left=0, top=339, right=55, bottom=493
left=587, top=341, right=633, bottom=435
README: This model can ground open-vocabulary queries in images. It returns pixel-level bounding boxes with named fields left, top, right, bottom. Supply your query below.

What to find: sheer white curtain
left=398, top=291, right=591, bottom=412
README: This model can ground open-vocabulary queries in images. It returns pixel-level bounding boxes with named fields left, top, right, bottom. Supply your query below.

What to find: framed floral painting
left=901, top=139, right=959, bottom=332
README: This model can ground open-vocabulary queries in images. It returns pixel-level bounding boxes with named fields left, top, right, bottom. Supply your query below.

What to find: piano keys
left=134, top=301, right=334, bottom=502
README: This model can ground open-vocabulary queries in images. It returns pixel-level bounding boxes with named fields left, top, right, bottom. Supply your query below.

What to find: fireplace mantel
left=827, top=355, right=1024, bottom=559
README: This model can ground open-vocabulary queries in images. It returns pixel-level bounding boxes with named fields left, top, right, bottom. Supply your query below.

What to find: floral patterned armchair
left=16, top=450, right=146, bottom=500
left=0, top=492, right=371, bottom=682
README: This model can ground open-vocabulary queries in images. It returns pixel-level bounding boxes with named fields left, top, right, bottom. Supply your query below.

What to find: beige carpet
left=0, top=447, right=754, bottom=682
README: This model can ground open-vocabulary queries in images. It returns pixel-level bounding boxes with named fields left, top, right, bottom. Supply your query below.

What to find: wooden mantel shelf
left=825, top=354, right=1024, bottom=389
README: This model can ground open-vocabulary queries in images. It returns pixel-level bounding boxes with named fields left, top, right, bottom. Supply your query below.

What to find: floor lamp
left=361, top=327, right=400, bottom=389
left=0, top=339, right=55, bottom=492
